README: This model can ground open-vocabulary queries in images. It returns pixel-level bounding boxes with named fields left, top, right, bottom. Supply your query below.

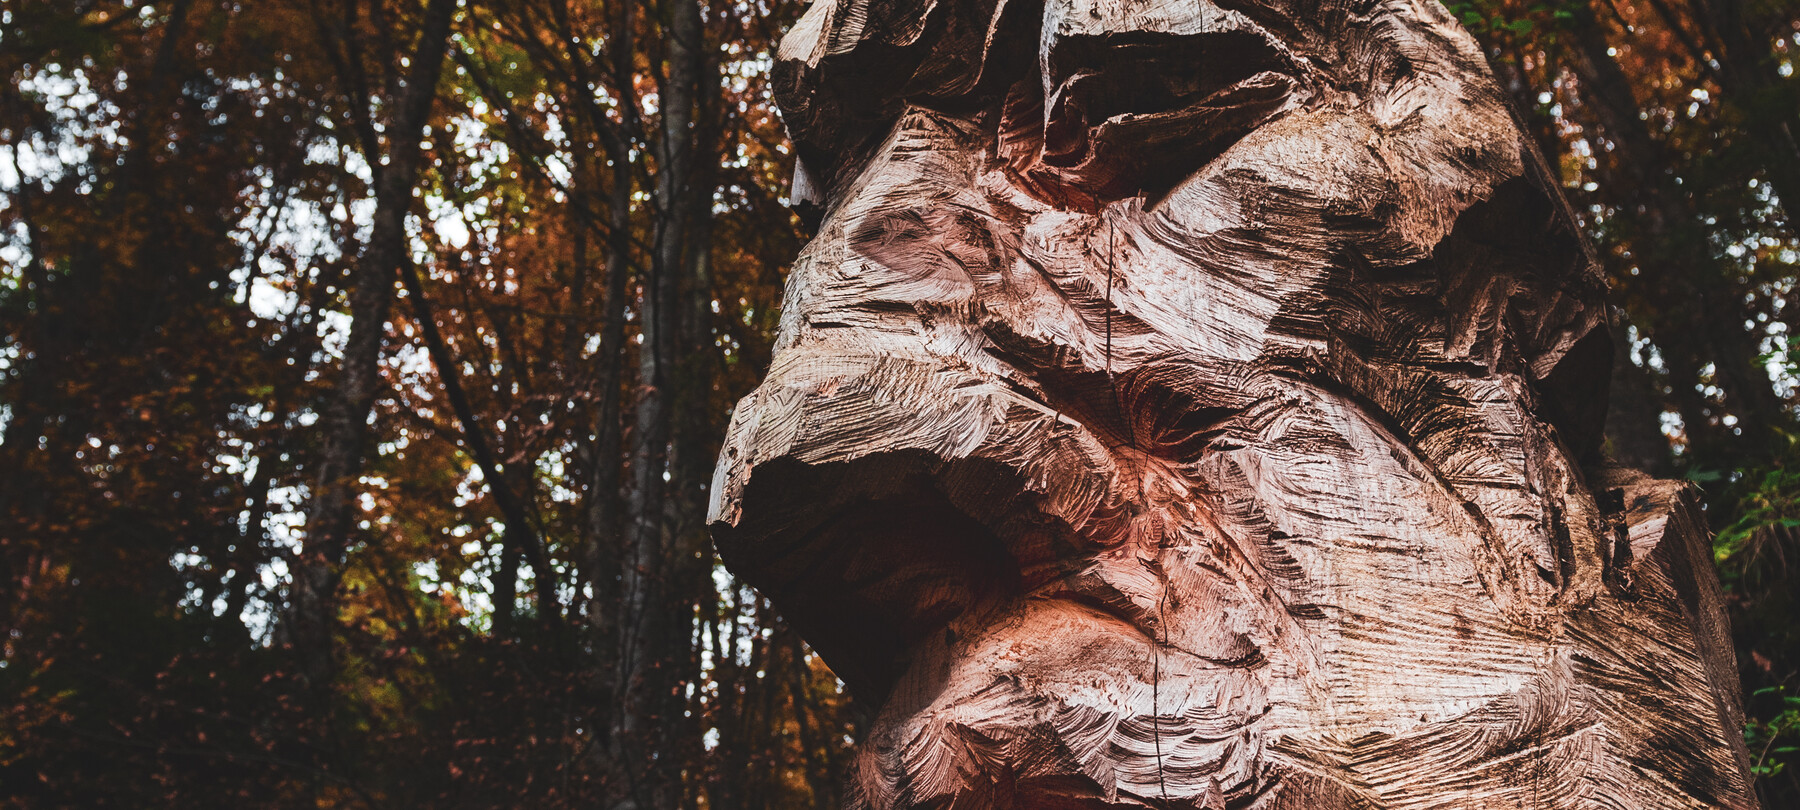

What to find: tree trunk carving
left=708, top=0, right=1762, bottom=805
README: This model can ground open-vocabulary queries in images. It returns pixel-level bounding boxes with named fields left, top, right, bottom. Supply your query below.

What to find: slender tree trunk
left=290, top=0, right=459, bottom=681
left=608, top=0, right=710, bottom=804
left=1689, top=0, right=1800, bottom=222
left=397, top=254, right=555, bottom=633
left=1562, top=5, right=1787, bottom=466
left=584, top=132, right=633, bottom=630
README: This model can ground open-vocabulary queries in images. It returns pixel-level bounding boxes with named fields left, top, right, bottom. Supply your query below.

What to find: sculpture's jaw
left=849, top=593, right=1276, bottom=810
left=711, top=448, right=1280, bottom=809
left=717, top=457, right=1765, bottom=810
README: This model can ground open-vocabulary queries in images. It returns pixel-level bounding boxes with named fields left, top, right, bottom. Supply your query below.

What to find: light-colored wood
left=710, top=0, right=1762, bottom=805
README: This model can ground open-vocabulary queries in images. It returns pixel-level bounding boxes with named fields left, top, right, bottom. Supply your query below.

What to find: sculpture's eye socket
left=1044, top=30, right=1288, bottom=139
left=1005, top=29, right=1303, bottom=204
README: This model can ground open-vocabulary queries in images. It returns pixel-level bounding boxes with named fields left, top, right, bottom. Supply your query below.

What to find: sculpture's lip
left=1033, top=588, right=1161, bottom=645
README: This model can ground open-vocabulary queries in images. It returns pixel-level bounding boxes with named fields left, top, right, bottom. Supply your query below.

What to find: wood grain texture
left=709, top=0, right=1762, bottom=805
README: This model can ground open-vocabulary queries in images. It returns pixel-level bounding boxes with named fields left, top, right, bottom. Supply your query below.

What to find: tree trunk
left=290, top=0, right=458, bottom=681
left=584, top=119, right=635, bottom=731
left=396, top=254, right=555, bottom=633
left=1688, top=0, right=1800, bottom=224
left=609, top=0, right=710, bottom=805
left=709, top=0, right=1763, bottom=806
left=1559, top=4, right=1786, bottom=468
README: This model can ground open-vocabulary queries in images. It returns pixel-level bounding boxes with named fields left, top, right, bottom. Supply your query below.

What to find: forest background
left=0, top=0, right=1797, bottom=807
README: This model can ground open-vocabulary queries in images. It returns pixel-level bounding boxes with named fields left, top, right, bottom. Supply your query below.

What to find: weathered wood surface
left=708, top=0, right=1762, bottom=805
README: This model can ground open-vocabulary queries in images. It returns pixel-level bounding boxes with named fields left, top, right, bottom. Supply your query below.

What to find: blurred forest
left=0, top=0, right=1796, bottom=807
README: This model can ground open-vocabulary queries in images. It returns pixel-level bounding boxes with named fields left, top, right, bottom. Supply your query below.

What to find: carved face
left=710, top=0, right=1755, bottom=807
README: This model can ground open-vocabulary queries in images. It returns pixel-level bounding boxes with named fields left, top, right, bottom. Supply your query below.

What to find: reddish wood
left=710, top=0, right=1762, bottom=805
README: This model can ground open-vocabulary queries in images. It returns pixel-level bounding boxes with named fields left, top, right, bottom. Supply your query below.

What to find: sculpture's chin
left=852, top=594, right=1272, bottom=810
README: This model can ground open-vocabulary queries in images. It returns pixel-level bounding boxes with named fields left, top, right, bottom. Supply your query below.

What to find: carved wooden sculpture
left=707, top=0, right=1762, bottom=805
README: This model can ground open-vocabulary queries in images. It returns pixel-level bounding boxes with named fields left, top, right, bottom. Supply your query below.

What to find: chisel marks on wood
left=710, top=0, right=1760, bottom=805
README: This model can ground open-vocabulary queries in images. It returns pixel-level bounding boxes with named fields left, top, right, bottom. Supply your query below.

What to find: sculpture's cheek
left=1147, top=109, right=1402, bottom=262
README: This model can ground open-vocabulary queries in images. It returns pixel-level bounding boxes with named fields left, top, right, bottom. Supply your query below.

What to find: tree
left=289, top=0, right=461, bottom=684
left=2, top=0, right=844, bottom=806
